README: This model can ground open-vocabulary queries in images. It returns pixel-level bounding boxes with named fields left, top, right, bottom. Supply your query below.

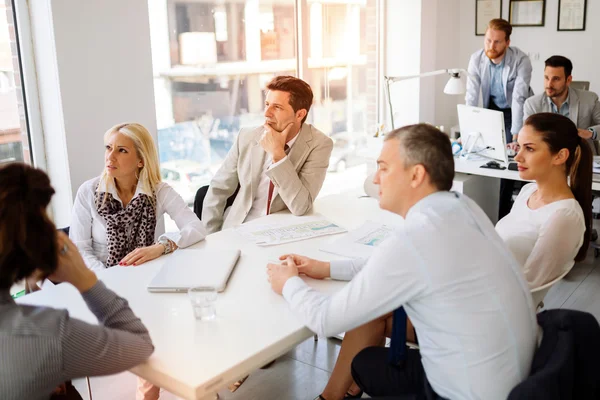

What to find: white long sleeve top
left=282, top=191, right=537, bottom=400
left=496, top=183, right=585, bottom=289
left=70, top=176, right=207, bottom=271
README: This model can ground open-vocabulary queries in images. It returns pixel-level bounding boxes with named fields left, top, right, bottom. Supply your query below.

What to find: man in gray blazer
left=524, top=55, right=600, bottom=153
left=466, top=18, right=532, bottom=145
left=202, top=76, right=333, bottom=234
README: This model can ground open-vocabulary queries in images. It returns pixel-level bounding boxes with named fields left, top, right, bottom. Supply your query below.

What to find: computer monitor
left=457, top=104, right=508, bottom=164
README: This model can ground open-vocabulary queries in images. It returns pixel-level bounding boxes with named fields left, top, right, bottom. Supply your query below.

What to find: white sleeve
left=157, top=184, right=207, bottom=248
left=510, top=54, right=533, bottom=136
left=69, top=183, right=107, bottom=272
left=329, top=258, right=367, bottom=281
left=282, top=237, right=425, bottom=337
left=523, top=208, right=585, bottom=289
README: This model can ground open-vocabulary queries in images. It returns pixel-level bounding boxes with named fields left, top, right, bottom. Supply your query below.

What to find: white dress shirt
left=496, top=183, right=585, bottom=289
left=244, top=132, right=299, bottom=222
left=282, top=191, right=537, bottom=400
left=70, top=176, right=206, bottom=271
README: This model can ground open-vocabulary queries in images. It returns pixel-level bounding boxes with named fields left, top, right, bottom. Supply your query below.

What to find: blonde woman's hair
left=100, top=123, right=162, bottom=205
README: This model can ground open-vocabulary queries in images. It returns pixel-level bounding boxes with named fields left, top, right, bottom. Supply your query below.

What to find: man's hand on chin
left=267, top=256, right=299, bottom=295
left=260, top=122, right=294, bottom=162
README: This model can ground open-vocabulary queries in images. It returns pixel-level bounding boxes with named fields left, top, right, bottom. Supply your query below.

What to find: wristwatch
left=589, top=128, right=597, bottom=141
left=158, top=237, right=174, bottom=255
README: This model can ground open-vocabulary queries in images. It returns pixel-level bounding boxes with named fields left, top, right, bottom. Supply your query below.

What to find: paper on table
left=320, top=220, right=397, bottom=259
left=593, top=161, right=600, bottom=174
left=236, top=215, right=346, bottom=246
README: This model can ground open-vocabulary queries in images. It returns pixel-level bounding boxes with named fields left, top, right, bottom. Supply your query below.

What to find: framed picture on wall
left=509, top=0, right=546, bottom=27
left=476, top=0, right=503, bottom=36
left=558, top=0, right=587, bottom=31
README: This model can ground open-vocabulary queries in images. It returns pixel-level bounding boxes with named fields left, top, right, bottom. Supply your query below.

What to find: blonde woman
left=69, top=123, right=206, bottom=399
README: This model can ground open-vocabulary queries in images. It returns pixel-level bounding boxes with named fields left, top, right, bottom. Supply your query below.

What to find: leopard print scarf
left=94, top=185, right=157, bottom=267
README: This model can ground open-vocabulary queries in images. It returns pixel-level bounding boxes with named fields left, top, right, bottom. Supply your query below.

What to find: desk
left=17, top=192, right=394, bottom=400
left=455, top=157, right=600, bottom=191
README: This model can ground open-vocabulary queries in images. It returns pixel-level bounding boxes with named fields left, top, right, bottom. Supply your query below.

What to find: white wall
left=29, top=0, right=158, bottom=227
left=384, top=0, right=463, bottom=131
left=419, top=0, right=438, bottom=125
left=385, top=0, right=421, bottom=129
left=458, top=0, right=600, bottom=95
left=430, top=0, right=462, bottom=131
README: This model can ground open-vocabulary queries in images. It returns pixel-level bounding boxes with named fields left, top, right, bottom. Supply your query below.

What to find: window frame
left=12, top=0, right=46, bottom=169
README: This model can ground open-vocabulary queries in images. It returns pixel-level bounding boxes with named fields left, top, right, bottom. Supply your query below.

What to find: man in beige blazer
left=524, top=55, right=600, bottom=153
left=202, top=76, right=333, bottom=234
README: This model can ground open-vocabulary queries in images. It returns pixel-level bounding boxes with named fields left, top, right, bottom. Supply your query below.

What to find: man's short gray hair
left=385, top=124, right=455, bottom=191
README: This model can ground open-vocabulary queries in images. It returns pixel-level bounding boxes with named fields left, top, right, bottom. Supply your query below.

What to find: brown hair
left=266, top=75, right=313, bottom=124
left=487, top=18, right=513, bottom=41
left=385, top=124, right=455, bottom=191
left=524, top=113, right=592, bottom=261
left=0, top=163, right=58, bottom=290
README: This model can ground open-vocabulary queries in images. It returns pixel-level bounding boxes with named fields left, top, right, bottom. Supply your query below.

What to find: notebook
left=147, top=249, right=241, bottom=293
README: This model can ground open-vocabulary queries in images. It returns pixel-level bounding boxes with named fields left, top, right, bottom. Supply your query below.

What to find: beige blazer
left=202, top=123, right=333, bottom=234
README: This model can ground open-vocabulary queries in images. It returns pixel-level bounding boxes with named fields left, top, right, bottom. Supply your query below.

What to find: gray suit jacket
left=524, top=87, right=600, bottom=154
left=466, top=46, right=533, bottom=136
left=202, top=123, right=333, bottom=234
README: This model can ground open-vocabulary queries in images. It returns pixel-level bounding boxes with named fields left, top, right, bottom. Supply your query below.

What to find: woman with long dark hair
left=0, top=163, right=154, bottom=400
left=496, top=112, right=592, bottom=288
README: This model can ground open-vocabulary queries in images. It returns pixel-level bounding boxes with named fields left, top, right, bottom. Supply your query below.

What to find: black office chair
left=193, top=184, right=240, bottom=221
left=508, top=309, right=600, bottom=399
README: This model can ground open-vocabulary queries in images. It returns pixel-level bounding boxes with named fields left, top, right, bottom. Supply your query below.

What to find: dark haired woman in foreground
left=0, top=163, right=154, bottom=400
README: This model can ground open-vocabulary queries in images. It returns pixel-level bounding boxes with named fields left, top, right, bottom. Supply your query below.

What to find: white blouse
left=496, top=183, right=585, bottom=289
left=70, top=176, right=207, bottom=271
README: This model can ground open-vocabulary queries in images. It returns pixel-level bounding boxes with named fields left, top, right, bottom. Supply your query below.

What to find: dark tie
left=266, top=144, right=290, bottom=215
left=388, top=306, right=408, bottom=366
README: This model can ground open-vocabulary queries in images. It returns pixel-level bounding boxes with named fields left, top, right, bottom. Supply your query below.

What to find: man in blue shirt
left=466, top=18, right=532, bottom=145
left=466, top=18, right=532, bottom=219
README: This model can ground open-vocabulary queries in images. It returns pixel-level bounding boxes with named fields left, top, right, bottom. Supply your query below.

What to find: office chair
left=193, top=184, right=240, bottom=221
left=570, top=81, right=590, bottom=91
left=508, top=309, right=600, bottom=399
left=530, top=268, right=571, bottom=311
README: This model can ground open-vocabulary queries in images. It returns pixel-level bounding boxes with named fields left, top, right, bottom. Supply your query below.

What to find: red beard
left=486, top=48, right=504, bottom=60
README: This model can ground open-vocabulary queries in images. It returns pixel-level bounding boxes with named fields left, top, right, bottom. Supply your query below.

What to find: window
left=0, top=1, right=32, bottom=165
left=148, top=0, right=381, bottom=205
left=304, top=0, right=379, bottom=178
left=149, top=0, right=296, bottom=206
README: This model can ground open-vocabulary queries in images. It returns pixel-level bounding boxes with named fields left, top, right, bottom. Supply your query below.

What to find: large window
left=148, top=0, right=380, bottom=205
left=304, top=0, right=379, bottom=176
left=0, top=0, right=31, bottom=164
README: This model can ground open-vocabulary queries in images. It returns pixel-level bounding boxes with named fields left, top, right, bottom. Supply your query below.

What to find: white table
left=17, top=191, right=396, bottom=400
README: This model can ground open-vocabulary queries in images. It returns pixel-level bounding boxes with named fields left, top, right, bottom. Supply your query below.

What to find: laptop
left=147, top=249, right=241, bottom=293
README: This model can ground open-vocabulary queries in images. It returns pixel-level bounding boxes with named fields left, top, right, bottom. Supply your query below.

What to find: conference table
left=17, top=191, right=398, bottom=400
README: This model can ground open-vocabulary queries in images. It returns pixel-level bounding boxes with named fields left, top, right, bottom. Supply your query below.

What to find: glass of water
left=188, top=287, right=217, bottom=321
